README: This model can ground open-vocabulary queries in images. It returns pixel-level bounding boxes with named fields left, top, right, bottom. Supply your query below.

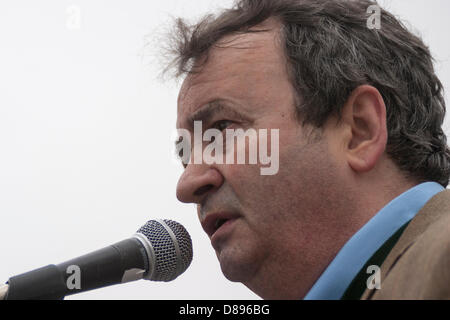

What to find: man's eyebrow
left=186, top=100, right=246, bottom=130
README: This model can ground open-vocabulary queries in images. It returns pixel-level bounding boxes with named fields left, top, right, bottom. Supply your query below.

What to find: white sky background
left=0, top=0, right=449, bottom=300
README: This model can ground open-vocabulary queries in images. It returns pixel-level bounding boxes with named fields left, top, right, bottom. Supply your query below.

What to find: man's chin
left=216, top=247, right=259, bottom=283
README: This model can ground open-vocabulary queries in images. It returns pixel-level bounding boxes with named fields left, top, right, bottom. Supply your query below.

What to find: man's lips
left=201, top=212, right=240, bottom=238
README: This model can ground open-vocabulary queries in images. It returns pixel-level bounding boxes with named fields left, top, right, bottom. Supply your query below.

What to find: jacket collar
left=362, top=189, right=450, bottom=299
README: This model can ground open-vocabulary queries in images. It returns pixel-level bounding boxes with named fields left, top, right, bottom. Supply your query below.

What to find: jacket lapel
left=361, top=189, right=450, bottom=300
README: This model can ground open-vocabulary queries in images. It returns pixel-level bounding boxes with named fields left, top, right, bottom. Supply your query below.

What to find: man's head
left=170, top=0, right=450, bottom=299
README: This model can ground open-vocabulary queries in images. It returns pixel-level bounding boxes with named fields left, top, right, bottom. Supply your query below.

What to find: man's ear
left=342, top=85, right=388, bottom=173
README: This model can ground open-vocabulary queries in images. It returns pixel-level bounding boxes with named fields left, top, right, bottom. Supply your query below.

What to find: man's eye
left=211, top=120, right=233, bottom=132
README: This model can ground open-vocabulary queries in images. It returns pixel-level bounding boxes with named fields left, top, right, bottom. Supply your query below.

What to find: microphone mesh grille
left=164, top=220, right=193, bottom=273
left=137, top=219, right=193, bottom=282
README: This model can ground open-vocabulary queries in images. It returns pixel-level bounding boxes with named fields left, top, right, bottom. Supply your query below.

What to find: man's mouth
left=201, top=212, right=240, bottom=238
left=215, top=218, right=227, bottom=230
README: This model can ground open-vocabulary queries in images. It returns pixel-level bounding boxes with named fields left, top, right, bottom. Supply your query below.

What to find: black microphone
left=1, top=219, right=193, bottom=300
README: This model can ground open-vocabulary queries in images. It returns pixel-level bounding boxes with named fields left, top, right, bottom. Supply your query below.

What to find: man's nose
left=176, top=164, right=224, bottom=204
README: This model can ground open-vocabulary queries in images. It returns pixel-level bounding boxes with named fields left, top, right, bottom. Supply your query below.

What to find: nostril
left=194, top=184, right=214, bottom=197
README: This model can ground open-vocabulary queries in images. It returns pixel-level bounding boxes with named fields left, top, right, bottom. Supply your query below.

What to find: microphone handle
left=4, top=237, right=149, bottom=300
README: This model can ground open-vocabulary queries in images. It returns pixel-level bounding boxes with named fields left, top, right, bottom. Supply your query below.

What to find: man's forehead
left=177, top=19, right=285, bottom=123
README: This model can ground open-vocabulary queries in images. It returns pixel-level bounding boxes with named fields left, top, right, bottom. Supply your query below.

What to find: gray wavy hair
left=166, top=0, right=450, bottom=187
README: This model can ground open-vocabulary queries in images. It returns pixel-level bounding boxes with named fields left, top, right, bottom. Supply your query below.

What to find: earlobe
left=344, top=85, right=388, bottom=173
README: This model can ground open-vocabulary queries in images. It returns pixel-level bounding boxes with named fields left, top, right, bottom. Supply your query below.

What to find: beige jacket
left=361, top=189, right=450, bottom=299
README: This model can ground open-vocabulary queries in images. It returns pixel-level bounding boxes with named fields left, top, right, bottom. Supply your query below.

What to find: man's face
left=175, top=21, right=353, bottom=297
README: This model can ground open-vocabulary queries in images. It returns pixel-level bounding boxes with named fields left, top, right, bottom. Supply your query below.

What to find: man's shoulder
left=365, top=189, right=450, bottom=300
